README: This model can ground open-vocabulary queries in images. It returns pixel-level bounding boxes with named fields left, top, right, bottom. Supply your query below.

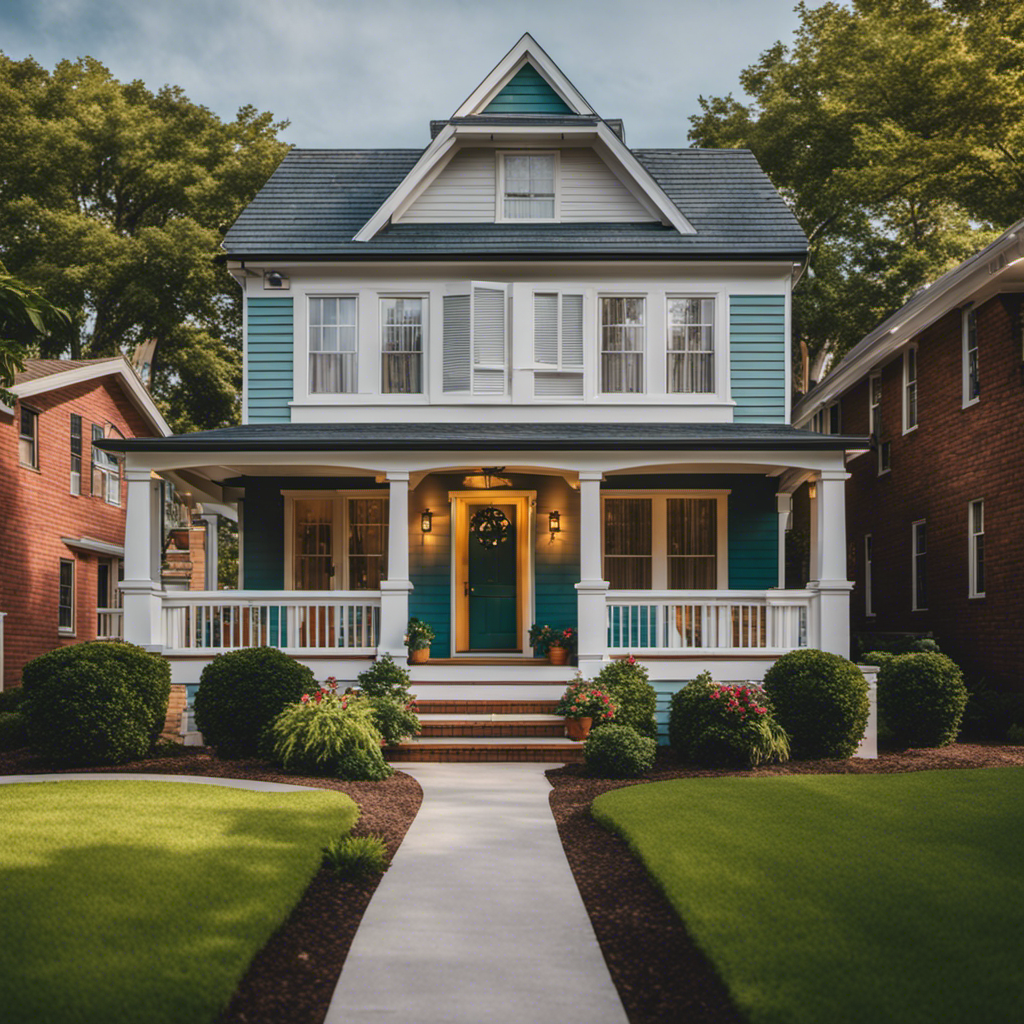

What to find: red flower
left=301, top=693, right=310, bottom=703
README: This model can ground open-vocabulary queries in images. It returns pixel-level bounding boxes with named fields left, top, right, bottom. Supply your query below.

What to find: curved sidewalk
left=325, top=762, right=628, bottom=1024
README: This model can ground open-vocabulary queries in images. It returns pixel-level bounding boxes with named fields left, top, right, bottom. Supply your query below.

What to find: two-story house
left=794, top=218, right=1024, bottom=690
left=98, top=36, right=867, bottom=754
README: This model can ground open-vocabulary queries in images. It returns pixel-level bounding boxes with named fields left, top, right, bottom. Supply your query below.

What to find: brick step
left=385, top=740, right=584, bottom=764
left=419, top=719, right=567, bottom=739
left=414, top=699, right=560, bottom=715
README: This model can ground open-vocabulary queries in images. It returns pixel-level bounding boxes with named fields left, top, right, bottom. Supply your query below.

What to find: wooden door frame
left=449, top=490, right=535, bottom=656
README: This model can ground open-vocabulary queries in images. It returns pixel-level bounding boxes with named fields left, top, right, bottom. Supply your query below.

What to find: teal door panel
left=468, top=504, right=518, bottom=649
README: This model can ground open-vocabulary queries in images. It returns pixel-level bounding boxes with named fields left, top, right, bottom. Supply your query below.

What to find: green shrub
left=961, top=679, right=1024, bottom=741
left=323, top=834, right=390, bottom=878
left=356, top=654, right=413, bottom=701
left=21, top=641, right=170, bottom=766
left=0, top=688, right=26, bottom=714
left=365, top=695, right=420, bottom=747
left=193, top=647, right=312, bottom=758
left=877, top=653, right=967, bottom=748
left=1007, top=724, right=1024, bottom=746
left=762, top=649, right=869, bottom=759
left=583, top=724, right=656, bottom=778
left=859, top=651, right=896, bottom=668
left=669, top=672, right=790, bottom=768
left=0, top=711, right=28, bottom=751
left=592, top=658, right=657, bottom=739
left=267, top=692, right=392, bottom=780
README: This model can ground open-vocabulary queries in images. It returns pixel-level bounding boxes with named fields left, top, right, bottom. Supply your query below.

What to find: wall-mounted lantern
left=548, top=510, right=561, bottom=535
left=420, top=509, right=433, bottom=533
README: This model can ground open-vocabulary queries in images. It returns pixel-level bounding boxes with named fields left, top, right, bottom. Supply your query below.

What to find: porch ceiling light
left=420, top=509, right=433, bottom=533
left=549, top=510, right=561, bottom=534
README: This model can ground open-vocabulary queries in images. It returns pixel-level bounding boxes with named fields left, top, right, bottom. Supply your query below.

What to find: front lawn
left=0, top=780, right=357, bottom=1024
left=592, top=767, right=1024, bottom=1024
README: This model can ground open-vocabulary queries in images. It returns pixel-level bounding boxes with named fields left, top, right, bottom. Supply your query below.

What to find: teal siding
left=247, top=297, right=293, bottom=423
left=482, top=64, right=573, bottom=114
left=410, top=513, right=451, bottom=659
left=241, top=480, right=285, bottom=589
left=729, top=295, right=786, bottom=423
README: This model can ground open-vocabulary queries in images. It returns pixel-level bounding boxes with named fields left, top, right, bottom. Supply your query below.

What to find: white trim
left=902, top=343, right=918, bottom=433
left=306, top=292, right=360, bottom=398
left=868, top=372, right=881, bottom=438
left=61, top=536, right=125, bottom=558
left=911, top=519, right=927, bottom=612
left=58, top=557, right=76, bottom=636
left=495, top=150, right=560, bottom=223
left=962, top=306, right=980, bottom=408
left=968, top=498, right=985, bottom=599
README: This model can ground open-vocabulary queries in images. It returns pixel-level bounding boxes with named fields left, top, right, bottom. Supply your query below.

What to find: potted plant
left=555, top=674, right=617, bottom=741
left=529, top=624, right=577, bottom=665
left=405, top=618, right=435, bottom=664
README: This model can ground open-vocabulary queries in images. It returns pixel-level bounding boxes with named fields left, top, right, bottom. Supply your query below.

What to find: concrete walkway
left=324, top=762, right=628, bottom=1024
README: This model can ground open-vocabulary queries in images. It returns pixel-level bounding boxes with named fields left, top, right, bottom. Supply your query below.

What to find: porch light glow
left=420, top=509, right=433, bottom=533
left=549, top=510, right=561, bottom=534
left=808, top=483, right=817, bottom=500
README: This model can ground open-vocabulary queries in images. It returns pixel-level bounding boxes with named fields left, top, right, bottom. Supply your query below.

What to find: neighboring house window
left=962, top=307, right=979, bottom=406
left=500, top=153, right=556, bottom=220
left=912, top=520, right=927, bottom=611
left=70, top=414, right=82, bottom=495
left=380, top=297, right=424, bottom=394
left=533, top=292, right=584, bottom=397
left=828, top=402, right=841, bottom=434
left=58, top=559, right=75, bottom=634
left=600, top=297, right=645, bottom=393
left=903, top=345, right=918, bottom=431
left=96, top=559, right=123, bottom=637
left=969, top=499, right=985, bottom=598
left=878, top=440, right=891, bottom=476
left=864, top=534, right=874, bottom=618
left=869, top=373, right=881, bottom=437
left=19, top=406, right=38, bottom=468
left=91, top=425, right=121, bottom=505
left=667, top=297, right=714, bottom=393
left=808, top=405, right=838, bottom=434
left=309, top=296, right=357, bottom=393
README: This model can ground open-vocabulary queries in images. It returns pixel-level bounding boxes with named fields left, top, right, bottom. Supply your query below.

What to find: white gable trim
left=452, top=34, right=595, bottom=118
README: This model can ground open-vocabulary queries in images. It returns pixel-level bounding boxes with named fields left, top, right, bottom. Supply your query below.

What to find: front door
left=467, top=503, right=518, bottom=650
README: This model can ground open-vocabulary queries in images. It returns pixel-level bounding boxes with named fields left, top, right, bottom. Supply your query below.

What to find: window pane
left=294, top=499, right=333, bottom=590
left=59, top=560, right=74, bottom=630
left=667, top=498, right=717, bottom=588
left=604, top=498, right=652, bottom=589
left=601, top=298, right=645, bottom=393
left=381, top=298, right=423, bottom=394
left=19, top=408, right=36, bottom=467
left=348, top=499, right=389, bottom=590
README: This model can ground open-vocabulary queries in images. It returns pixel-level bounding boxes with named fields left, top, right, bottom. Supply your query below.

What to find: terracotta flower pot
left=565, top=716, right=593, bottom=742
left=408, top=647, right=429, bottom=664
left=547, top=645, right=569, bottom=666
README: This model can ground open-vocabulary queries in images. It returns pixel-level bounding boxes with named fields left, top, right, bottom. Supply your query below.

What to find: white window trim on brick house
left=912, top=519, right=927, bottom=611
left=962, top=307, right=979, bottom=408
left=968, top=499, right=985, bottom=599
left=902, top=344, right=918, bottom=433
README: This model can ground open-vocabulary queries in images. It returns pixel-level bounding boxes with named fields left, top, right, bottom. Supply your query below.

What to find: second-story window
left=70, top=414, right=82, bottom=494
left=501, top=153, right=556, bottom=220
left=19, top=406, right=38, bottom=469
left=600, top=297, right=645, bottom=394
left=962, top=307, right=979, bottom=406
left=903, top=345, right=918, bottom=431
left=667, top=297, right=715, bottom=393
left=912, top=520, right=927, bottom=611
left=380, top=298, right=424, bottom=394
left=869, top=373, right=881, bottom=437
left=91, top=426, right=121, bottom=505
left=309, top=297, right=357, bottom=394
left=969, top=499, right=985, bottom=598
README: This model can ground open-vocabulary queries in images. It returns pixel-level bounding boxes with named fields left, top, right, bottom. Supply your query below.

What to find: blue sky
left=1, top=0, right=807, bottom=148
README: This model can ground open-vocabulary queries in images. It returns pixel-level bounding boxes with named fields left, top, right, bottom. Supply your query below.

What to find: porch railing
left=97, top=608, right=124, bottom=640
left=606, top=590, right=812, bottom=653
left=162, top=591, right=380, bottom=654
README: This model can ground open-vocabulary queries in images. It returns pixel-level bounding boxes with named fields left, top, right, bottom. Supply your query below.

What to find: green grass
left=592, top=768, right=1024, bottom=1024
left=0, top=780, right=358, bottom=1024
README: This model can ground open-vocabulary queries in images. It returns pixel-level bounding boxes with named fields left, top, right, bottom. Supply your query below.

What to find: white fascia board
left=452, top=34, right=595, bottom=117
left=12, top=358, right=172, bottom=437
left=0, top=400, right=12, bottom=417
left=354, top=126, right=457, bottom=242
left=794, top=227, right=1024, bottom=423
left=62, top=536, right=125, bottom=558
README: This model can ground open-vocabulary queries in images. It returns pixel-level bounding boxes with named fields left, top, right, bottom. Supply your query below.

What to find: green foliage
left=21, top=641, right=170, bottom=766
left=584, top=724, right=656, bottom=778
left=323, top=834, right=390, bottom=879
left=528, top=624, right=576, bottom=653
left=859, top=651, right=896, bottom=668
left=267, top=693, right=392, bottom=780
left=0, top=711, right=28, bottom=751
left=217, top=517, right=239, bottom=589
left=356, top=654, right=413, bottom=701
left=961, top=678, right=1024, bottom=741
left=0, top=687, right=27, bottom=714
left=592, top=658, right=657, bottom=739
left=0, top=54, right=289, bottom=430
left=877, top=652, right=967, bottom=748
left=554, top=674, right=617, bottom=722
left=405, top=617, right=435, bottom=651
left=1006, top=724, right=1024, bottom=746
left=150, top=739, right=190, bottom=758
left=365, top=695, right=420, bottom=747
left=669, top=673, right=790, bottom=768
left=193, top=647, right=312, bottom=758
left=762, top=649, right=869, bottom=759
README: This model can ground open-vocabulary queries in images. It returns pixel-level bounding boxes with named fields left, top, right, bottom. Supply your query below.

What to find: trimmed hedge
left=592, top=659, right=657, bottom=739
left=193, top=647, right=313, bottom=757
left=877, top=652, right=967, bottom=748
left=21, top=641, right=170, bottom=766
left=762, top=649, right=869, bottom=759
left=0, top=711, right=27, bottom=751
left=584, top=724, right=656, bottom=778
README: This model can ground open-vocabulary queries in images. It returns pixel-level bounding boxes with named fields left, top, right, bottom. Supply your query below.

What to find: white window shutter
left=561, top=294, right=584, bottom=368
left=444, top=282, right=509, bottom=395
left=534, top=293, right=559, bottom=365
left=443, top=290, right=471, bottom=392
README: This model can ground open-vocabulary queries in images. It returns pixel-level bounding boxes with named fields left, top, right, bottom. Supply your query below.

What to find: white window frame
left=962, top=307, right=979, bottom=407
left=308, top=294, right=359, bottom=396
left=878, top=439, right=891, bottom=476
left=531, top=289, right=585, bottom=401
left=599, top=294, right=647, bottom=395
left=665, top=295, right=716, bottom=395
left=869, top=372, right=881, bottom=438
left=19, top=405, right=38, bottom=469
left=58, top=558, right=76, bottom=635
left=601, top=490, right=730, bottom=591
left=379, top=294, right=427, bottom=396
left=91, top=425, right=121, bottom=506
left=70, top=413, right=82, bottom=495
left=496, top=150, right=560, bottom=223
left=864, top=534, right=874, bottom=618
left=911, top=519, right=927, bottom=612
left=903, top=344, right=918, bottom=433
left=968, top=499, right=985, bottom=599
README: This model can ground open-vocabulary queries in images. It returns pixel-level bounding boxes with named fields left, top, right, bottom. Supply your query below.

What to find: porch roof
left=97, top=422, right=868, bottom=454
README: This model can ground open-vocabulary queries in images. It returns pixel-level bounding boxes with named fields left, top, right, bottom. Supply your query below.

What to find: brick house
left=0, top=357, right=172, bottom=688
left=794, top=219, right=1024, bottom=689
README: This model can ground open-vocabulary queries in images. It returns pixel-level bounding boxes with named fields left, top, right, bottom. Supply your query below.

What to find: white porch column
left=121, top=466, right=164, bottom=650
left=776, top=492, right=793, bottom=590
left=808, top=468, right=854, bottom=658
left=575, top=471, right=609, bottom=678
left=379, top=471, right=413, bottom=664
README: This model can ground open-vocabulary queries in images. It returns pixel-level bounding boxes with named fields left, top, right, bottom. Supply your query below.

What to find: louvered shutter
left=442, top=292, right=472, bottom=392
left=534, top=293, right=559, bottom=365
left=561, top=294, right=584, bottom=368
left=443, top=282, right=508, bottom=395
left=532, top=292, right=584, bottom=398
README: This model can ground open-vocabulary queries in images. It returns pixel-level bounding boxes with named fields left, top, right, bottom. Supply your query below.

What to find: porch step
left=386, top=736, right=584, bottom=763
left=418, top=718, right=566, bottom=739
left=415, top=699, right=560, bottom=715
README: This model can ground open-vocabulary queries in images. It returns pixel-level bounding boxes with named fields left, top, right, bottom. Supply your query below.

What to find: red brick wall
left=0, top=375, right=153, bottom=688
left=842, top=294, right=1024, bottom=689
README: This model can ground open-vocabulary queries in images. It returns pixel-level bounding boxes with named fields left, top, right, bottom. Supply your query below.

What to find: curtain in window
left=309, top=297, right=357, bottom=393
left=381, top=298, right=423, bottom=394
left=601, top=298, right=645, bottom=393
left=667, top=298, right=714, bottom=393
left=294, top=499, right=333, bottom=590
left=667, top=498, right=717, bottom=588
left=348, top=498, right=389, bottom=589
left=604, top=498, right=651, bottom=589
left=504, top=155, right=555, bottom=218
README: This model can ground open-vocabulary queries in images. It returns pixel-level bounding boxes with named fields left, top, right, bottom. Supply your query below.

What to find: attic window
left=499, top=152, right=557, bottom=220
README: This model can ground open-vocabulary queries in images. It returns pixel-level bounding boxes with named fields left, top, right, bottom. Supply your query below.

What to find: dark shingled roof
left=222, top=148, right=807, bottom=260
left=97, top=422, right=864, bottom=454
left=14, top=358, right=120, bottom=385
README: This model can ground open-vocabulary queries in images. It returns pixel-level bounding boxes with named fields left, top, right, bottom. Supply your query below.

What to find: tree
left=0, top=55, right=290, bottom=430
left=689, top=0, right=1024, bottom=385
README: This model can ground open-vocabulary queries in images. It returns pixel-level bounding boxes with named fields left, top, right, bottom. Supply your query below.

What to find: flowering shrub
left=528, top=624, right=577, bottom=653
left=669, top=672, right=790, bottom=768
left=554, top=674, right=618, bottom=721
left=366, top=695, right=421, bottom=747
left=592, top=656, right=657, bottom=739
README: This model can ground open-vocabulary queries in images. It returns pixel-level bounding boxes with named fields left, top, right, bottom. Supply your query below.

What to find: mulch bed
left=546, top=742, right=1024, bottom=1024
left=0, top=746, right=422, bottom=1024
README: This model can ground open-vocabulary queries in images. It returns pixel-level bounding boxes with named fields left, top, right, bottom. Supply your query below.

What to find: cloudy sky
left=2, top=0, right=807, bottom=148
